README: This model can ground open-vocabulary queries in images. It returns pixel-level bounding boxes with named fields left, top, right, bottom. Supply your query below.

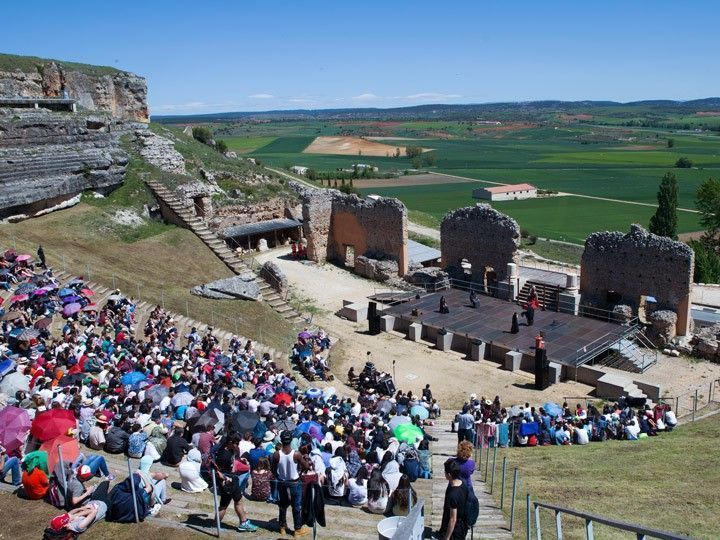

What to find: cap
left=50, top=513, right=70, bottom=532
left=77, top=465, right=93, bottom=481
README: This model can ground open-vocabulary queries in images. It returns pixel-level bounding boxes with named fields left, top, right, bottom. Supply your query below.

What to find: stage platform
left=384, top=288, right=631, bottom=367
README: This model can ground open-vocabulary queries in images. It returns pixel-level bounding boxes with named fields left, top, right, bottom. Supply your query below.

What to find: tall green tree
left=696, top=177, right=720, bottom=242
left=649, top=172, right=679, bottom=238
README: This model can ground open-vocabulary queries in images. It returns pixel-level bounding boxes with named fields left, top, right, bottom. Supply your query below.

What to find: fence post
left=127, top=458, right=139, bottom=523
left=555, top=510, right=563, bottom=540
left=500, top=456, right=507, bottom=509
left=490, top=445, right=497, bottom=493
left=675, top=396, right=679, bottom=415
left=210, top=469, right=222, bottom=537
left=510, top=468, right=518, bottom=532
left=161, top=290, right=165, bottom=310
left=112, top=274, right=116, bottom=289
left=526, top=493, right=531, bottom=540
left=136, top=283, right=141, bottom=301
left=57, top=446, right=67, bottom=496
left=693, top=389, right=698, bottom=422
left=534, top=503, right=542, bottom=540
left=186, top=300, right=189, bottom=318
left=484, top=444, right=490, bottom=482
left=585, top=518, right=594, bottom=540
left=477, top=439, right=482, bottom=472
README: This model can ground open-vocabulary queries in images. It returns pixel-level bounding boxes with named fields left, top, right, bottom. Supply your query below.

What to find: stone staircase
left=596, top=372, right=654, bottom=408
left=424, top=423, right=512, bottom=539
left=144, top=179, right=303, bottom=325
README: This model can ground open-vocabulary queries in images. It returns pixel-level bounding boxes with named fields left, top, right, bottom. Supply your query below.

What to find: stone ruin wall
left=209, top=198, right=301, bottom=232
left=580, top=224, right=694, bottom=336
left=296, top=184, right=408, bottom=276
left=0, top=61, right=148, bottom=122
left=440, top=203, right=520, bottom=281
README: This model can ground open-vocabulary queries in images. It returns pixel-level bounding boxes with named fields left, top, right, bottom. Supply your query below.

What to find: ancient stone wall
left=295, top=183, right=408, bottom=276
left=440, top=203, right=520, bottom=281
left=0, top=62, right=148, bottom=122
left=0, top=109, right=129, bottom=220
left=580, top=224, right=694, bottom=335
left=209, top=198, right=300, bottom=231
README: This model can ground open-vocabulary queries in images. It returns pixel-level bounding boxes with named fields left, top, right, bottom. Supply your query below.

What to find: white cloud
left=287, top=98, right=317, bottom=104
left=351, top=93, right=381, bottom=102
left=248, top=93, right=275, bottom=99
left=404, top=92, right=462, bottom=101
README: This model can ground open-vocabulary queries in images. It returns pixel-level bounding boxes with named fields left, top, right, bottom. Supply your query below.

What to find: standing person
left=439, top=296, right=450, bottom=314
left=438, top=459, right=468, bottom=540
left=454, top=440, right=475, bottom=490
left=457, top=406, right=475, bottom=444
left=469, top=289, right=478, bottom=308
left=272, top=431, right=309, bottom=537
left=37, top=245, right=47, bottom=269
left=211, top=433, right=258, bottom=533
left=510, top=312, right=520, bottom=334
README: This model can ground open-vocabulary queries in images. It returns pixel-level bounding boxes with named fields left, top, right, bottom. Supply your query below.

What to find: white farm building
left=472, top=183, right=537, bottom=201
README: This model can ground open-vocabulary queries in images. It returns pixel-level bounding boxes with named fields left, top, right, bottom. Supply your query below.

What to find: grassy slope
left=0, top=141, right=295, bottom=350
left=0, top=52, right=121, bottom=76
left=497, top=414, right=720, bottom=539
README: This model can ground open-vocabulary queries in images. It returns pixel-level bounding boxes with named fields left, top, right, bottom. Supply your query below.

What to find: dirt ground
left=353, top=173, right=469, bottom=188
left=254, top=247, right=720, bottom=411
left=303, top=136, right=430, bottom=157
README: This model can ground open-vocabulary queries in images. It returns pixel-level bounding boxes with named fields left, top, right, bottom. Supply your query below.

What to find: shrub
left=675, top=157, right=693, bottom=168
left=216, top=140, right=228, bottom=155
left=192, top=126, right=213, bottom=145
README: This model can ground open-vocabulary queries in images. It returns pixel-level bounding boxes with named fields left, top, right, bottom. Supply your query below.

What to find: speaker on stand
left=534, top=347, right=550, bottom=390
left=368, top=301, right=381, bottom=335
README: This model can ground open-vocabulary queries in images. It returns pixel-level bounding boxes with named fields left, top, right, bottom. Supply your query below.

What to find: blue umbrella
left=410, top=405, right=429, bottom=420
left=297, top=421, right=324, bottom=441
left=543, top=402, right=563, bottom=418
left=58, top=288, right=75, bottom=297
left=62, top=295, right=82, bottom=304
left=120, top=372, right=146, bottom=386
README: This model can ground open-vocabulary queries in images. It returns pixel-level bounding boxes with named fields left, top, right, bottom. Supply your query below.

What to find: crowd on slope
left=0, top=247, right=443, bottom=538
left=453, top=394, right=679, bottom=448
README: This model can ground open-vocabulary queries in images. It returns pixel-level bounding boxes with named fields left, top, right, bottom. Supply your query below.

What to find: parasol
left=62, top=303, right=82, bottom=316
left=146, top=385, right=169, bottom=405
left=34, top=317, right=53, bottom=330
left=80, top=288, right=94, bottom=296
left=194, top=408, right=225, bottom=434
left=393, top=423, right=424, bottom=444
left=272, top=418, right=297, bottom=432
left=30, top=409, right=77, bottom=442
left=14, top=283, right=35, bottom=295
left=120, top=372, right=146, bottom=386
left=40, top=435, right=80, bottom=473
left=376, top=399, right=393, bottom=415
left=409, top=405, right=429, bottom=420
left=542, top=402, right=563, bottom=418
left=0, top=406, right=31, bottom=453
left=1, top=311, right=24, bottom=321
left=58, top=288, right=75, bottom=297
left=16, top=328, right=40, bottom=342
left=15, top=254, right=32, bottom=263
left=231, top=411, right=260, bottom=434
left=272, top=392, right=292, bottom=406
left=9, top=294, right=28, bottom=304
left=62, top=295, right=82, bottom=304
left=388, top=415, right=412, bottom=430
left=170, top=391, right=194, bottom=407
left=297, top=420, right=324, bottom=442
left=0, top=372, right=30, bottom=395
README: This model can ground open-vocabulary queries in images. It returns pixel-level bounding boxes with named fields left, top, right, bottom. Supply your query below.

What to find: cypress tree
left=649, top=172, right=679, bottom=239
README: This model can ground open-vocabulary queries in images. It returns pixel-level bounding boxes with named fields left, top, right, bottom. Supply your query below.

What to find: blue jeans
left=277, top=479, right=302, bottom=531
left=2, top=457, right=21, bottom=486
left=85, top=455, right=110, bottom=477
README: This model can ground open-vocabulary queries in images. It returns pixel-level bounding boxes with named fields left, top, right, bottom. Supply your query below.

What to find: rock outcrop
left=191, top=276, right=261, bottom=301
left=0, top=57, right=148, bottom=122
left=137, top=130, right=185, bottom=174
left=404, top=267, right=450, bottom=290
left=0, top=108, right=131, bottom=220
left=260, top=261, right=288, bottom=295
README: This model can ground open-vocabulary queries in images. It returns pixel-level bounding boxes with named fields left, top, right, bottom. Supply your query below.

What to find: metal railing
left=532, top=500, right=691, bottom=540
left=391, top=496, right=425, bottom=540
left=659, top=378, right=720, bottom=422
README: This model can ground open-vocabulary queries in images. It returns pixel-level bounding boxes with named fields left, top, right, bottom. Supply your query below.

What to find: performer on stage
left=469, top=289, right=478, bottom=308
left=511, top=312, right=520, bottom=333
left=439, top=295, right=450, bottom=314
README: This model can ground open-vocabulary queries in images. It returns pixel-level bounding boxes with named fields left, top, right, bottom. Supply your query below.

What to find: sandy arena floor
left=254, top=248, right=720, bottom=411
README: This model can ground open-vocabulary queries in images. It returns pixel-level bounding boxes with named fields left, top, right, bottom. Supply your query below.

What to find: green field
left=210, top=119, right=720, bottom=241
left=363, top=182, right=702, bottom=243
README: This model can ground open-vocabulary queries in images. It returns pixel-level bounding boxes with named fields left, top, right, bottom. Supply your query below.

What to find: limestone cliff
left=0, top=53, right=148, bottom=122
left=0, top=108, right=133, bottom=220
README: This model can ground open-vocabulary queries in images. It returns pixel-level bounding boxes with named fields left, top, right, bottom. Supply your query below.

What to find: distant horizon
left=151, top=96, right=720, bottom=119
left=4, top=1, right=720, bottom=115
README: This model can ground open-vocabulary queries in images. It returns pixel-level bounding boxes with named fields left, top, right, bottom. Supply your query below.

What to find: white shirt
left=575, top=427, right=589, bottom=445
left=238, top=440, right=254, bottom=457
left=665, top=411, right=677, bottom=426
left=247, top=399, right=259, bottom=413
left=347, top=478, right=368, bottom=506
left=158, top=396, right=171, bottom=412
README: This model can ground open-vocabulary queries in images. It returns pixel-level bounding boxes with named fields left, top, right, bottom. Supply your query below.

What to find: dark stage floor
left=384, top=289, right=628, bottom=366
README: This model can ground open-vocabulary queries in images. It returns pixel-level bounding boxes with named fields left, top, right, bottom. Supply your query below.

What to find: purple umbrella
left=31, top=288, right=48, bottom=297
left=63, top=303, right=82, bottom=316
left=0, top=406, right=31, bottom=453
left=298, top=331, right=312, bottom=340
left=62, top=295, right=82, bottom=304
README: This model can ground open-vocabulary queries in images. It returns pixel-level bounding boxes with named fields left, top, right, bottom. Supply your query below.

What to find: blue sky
left=3, top=1, right=718, bottom=115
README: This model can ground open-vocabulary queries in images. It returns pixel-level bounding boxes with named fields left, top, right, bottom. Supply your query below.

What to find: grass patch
left=0, top=52, right=120, bottom=76
left=523, top=238, right=583, bottom=265
left=408, top=230, right=440, bottom=249
left=495, top=415, right=720, bottom=539
left=220, top=135, right=277, bottom=153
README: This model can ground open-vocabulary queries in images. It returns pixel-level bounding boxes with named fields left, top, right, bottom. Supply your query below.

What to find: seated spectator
left=105, top=418, right=130, bottom=454
left=161, top=425, right=190, bottom=467
left=21, top=461, right=49, bottom=500
left=179, top=448, right=208, bottom=493
left=326, top=448, right=348, bottom=501
left=138, top=455, right=170, bottom=513
left=48, top=499, right=107, bottom=536
left=388, top=474, right=416, bottom=516
left=87, top=414, right=108, bottom=450
left=127, top=423, right=148, bottom=458
left=366, top=469, right=390, bottom=515
left=0, top=444, right=21, bottom=487
left=664, top=406, right=677, bottom=431
left=347, top=466, right=368, bottom=507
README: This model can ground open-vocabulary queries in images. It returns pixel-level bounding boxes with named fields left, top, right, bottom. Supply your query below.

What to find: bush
left=675, top=157, right=693, bottom=168
left=520, top=228, right=530, bottom=239
left=689, top=240, right=720, bottom=283
left=216, top=140, right=228, bottom=155
left=528, top=235, right=538, bottom=245
left=338, top=184, right=360, bottom=195
left=405, top=145, right=422, bottom=159
left=192, top=126, right=213, bottom=145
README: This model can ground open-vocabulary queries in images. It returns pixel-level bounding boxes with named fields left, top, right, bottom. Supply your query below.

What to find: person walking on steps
left=272, top=430, right=310, bottom=537
left=37, top=245, right=47, bottom=269
left=211, top=433, right=258, bottom=533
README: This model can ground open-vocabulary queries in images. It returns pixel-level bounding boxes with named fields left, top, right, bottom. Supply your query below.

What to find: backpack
left=402, top=457, right=420, bottom=482
left=46, top=472, right=69, bottom=510
left=464, top=484, right=480, bottom=528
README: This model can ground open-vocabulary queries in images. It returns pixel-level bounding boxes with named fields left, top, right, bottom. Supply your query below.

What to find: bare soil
left=303, top=136, right=430, bottom=157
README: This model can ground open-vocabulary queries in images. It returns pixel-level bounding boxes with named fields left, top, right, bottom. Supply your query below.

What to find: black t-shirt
left=105, top=426, right=129, bottom=453
left=215, top=446, right=234, bottom=474
left=162, top=434, right=190, bottom=464
left=440, top=483, right=468, bottom=540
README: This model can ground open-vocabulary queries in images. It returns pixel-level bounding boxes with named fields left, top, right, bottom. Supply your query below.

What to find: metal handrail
left=533, top=500, right=691, bottom=540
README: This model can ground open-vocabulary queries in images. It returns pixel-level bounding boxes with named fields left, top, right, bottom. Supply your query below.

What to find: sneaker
left=279, top=526, right=289, bottom=535
left=106, top=474, right=115, bottom=481
left=238, top=520, right=258, bottom=533
left=293, top=527, right=310, bottom=537
left=150, top=503, right=162, bottom=516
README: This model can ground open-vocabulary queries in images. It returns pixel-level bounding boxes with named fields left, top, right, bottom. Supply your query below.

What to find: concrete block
left=548, top=362, right=562, bottom=385
left=558, top=292, right=581, bottom=315
left=380, top=315, right=396, bottom=332
left=408, top=322, right=422, bottom=342
left=336, top=302, right=367, bottom=322
left=470, top=341, right=486, bottom=361
left=504, top=350, right=522, bottom=371
left=436, top=331, right=454, bottom=351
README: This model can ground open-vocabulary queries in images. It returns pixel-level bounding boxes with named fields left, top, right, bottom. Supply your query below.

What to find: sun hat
left=96, top=414, right=108, bottom=425
left=263, top=431, right=276, bottom=442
